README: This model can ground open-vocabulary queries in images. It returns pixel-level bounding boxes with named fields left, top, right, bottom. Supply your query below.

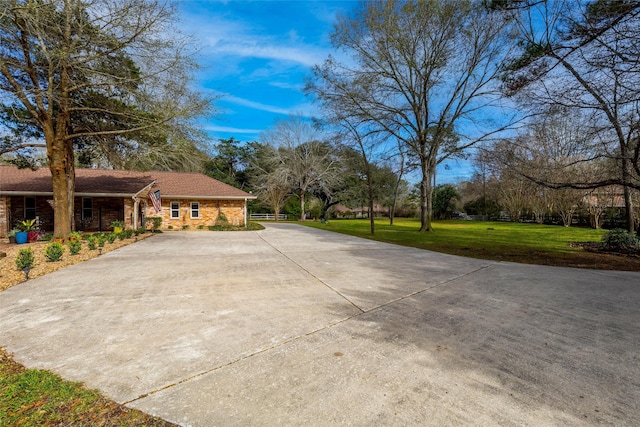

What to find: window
left=82, top=198, right=92, bottom=220
left=190, top=202, right=200, bottom=218
left=24, top=197, right=36, bottom=219
left=170, top=202, right=180, bottom=219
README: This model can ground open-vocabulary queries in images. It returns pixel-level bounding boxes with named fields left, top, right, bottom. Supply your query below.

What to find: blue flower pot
left=15, top=231, right=28, bottom=244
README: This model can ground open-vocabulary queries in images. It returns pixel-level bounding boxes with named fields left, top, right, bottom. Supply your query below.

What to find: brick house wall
left=0, top=195, right=126, bottom=236
left=0, top=196, right=9, bottom=238
left=5, top=196, right=55, bottom=234
left=73, top=196, right=126, bottom=232
left=145, top=199, right=246, bottom=229
left=0, top=196, right=247, bottom=237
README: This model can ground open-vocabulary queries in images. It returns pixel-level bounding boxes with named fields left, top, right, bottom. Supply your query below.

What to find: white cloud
left=203, top=125, right=262, bottom=134
left=209, top=40, right=325, bottom=68
left=223, top=95, right=292, bottom=115
left=269, top=81, right=304, bottom=91
left=221, top=95, right=317, bottom=118
left=179, top=10, right=328, bottom=68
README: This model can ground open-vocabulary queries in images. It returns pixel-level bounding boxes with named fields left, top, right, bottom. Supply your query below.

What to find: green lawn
left=302, top=218, right=639, bottom=271
left=0, top=348, right=176, bottom=426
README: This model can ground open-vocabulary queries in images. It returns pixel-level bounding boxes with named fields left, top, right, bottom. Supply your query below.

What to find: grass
left=0, top=348, right=176, bottom=427
left=302, top=218, right=640, bottom=271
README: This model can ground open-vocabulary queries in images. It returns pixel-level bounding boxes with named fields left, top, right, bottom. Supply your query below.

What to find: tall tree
left=0, top=0, right=210, bottom=236
left=496, top=0, right=640, bottom=232
left=308, top=0, right=516, bottom=232
left=204, top=137, right=254, bottom=189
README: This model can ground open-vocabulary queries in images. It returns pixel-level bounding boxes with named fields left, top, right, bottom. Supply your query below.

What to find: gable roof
left=0, top=165, right=255, bottom=199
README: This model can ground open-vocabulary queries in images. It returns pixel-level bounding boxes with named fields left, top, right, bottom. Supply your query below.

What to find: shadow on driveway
left=1, top=223, right=639, bottom=426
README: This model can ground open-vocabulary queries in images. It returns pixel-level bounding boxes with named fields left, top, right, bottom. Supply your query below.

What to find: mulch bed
left=0, top=233, right=154, bottom=292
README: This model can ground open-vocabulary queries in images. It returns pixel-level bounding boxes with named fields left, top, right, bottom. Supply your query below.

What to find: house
left=0, top=165, right=256, bottom=237
left=333, top=204, right=389, bottom=219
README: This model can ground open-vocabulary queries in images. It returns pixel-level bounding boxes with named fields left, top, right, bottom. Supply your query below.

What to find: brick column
left=0, top=196, right=8, bottom=238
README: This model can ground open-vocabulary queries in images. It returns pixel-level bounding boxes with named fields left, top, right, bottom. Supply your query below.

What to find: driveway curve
left=1, top=223, right=639, bottom=426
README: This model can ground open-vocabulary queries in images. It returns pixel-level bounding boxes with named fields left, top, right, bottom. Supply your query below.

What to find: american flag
left=149, top=190, right=162, bottom=213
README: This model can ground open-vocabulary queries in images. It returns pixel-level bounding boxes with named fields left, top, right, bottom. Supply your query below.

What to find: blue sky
left=175, top=0, right=475, bottom=183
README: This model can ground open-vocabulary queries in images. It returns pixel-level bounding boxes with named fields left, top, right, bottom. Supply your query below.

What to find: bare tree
left=0, top=0, right=210, bottom=236
left=247, top=143, right=291, bottom=220
left=496, top=170, right=529, bottom=221
left=585, top=185, right=619, bottom=229
left=308, top=0, right=516, bottom=231
left=261, top=115, right=340, bottom=221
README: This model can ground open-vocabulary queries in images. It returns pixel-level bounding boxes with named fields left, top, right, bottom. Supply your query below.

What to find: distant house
left=333, top=204, right=389, bottom=219
left=583, top=186, right=626, bottom=209
left=0, top=165, right=256, bottom=237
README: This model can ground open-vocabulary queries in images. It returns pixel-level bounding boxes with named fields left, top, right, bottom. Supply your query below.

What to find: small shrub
left=134, top=227, right=146, bottom=236
left=40, top=233, right=53, bottom=242
left=182, top=224, right=189, bottom=230
left=87, top=236, right=97, bottom=250
left=118, top=232, right=126, bottom=240
left=601, top=229, right=639, bottom=253
left=15, top=248, right=35, bottom=270
left=168, top=225, right=174, bottom=230
left=197, top=224, right=204, bottom=230
left=68, top=239, right=82, bottom=255
left=45, top=242, right=65, bottom=262
left=106, top=233, right=117, bottom=244
left=123, top=228, right=134, bottom=238
left=145, top=216, right=162, bottom=231
left=217, top=211, right=228, bottom=224
left=68, top=231, right=82, bottom=241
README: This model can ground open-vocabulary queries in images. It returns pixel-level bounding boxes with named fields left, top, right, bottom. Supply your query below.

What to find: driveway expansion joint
left=257, top=232, right=366, bottom=313
left=123, top=262, right=497, bottom=406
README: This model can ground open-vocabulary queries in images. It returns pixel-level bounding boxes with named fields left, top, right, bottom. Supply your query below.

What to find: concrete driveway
left=1, top=223, right=639, bottom=426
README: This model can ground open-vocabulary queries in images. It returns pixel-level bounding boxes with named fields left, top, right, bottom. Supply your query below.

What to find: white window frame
left=170, top=201, right=180, bottom=219
left=190, top=202, right=200, bottom=219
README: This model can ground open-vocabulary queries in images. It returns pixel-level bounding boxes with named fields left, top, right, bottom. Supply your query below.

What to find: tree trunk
left=559, top=208, right=574, bottom=227
left=389, top=169, right=402, bottom=226
left=300, top=190, right=305, bottom=221
left=48, top=133, right=75, bottom=237
left=623, top=184, right=634, bottom=233
left=366, top=171, right=375, bottom=235
left=419, top=162, right=434, bottom=232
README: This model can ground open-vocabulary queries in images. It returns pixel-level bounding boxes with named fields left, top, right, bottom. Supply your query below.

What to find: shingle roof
left=0, top=165, right=254, bottom=199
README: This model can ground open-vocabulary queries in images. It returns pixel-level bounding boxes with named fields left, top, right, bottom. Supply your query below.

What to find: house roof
left=0, top=165, right=255, bottom=199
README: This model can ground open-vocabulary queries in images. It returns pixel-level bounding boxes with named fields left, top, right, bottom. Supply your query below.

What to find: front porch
left=2, top=195, right=147, bottom=236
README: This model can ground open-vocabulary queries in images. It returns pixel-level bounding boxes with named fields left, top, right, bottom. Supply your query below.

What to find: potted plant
left=23, top=219, right=39, bottom=242
left=8, top=229, right=17, bottom=244
left=15, top=219, right=36, bottom=244
left=111, top=220, right=124, bottom=234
